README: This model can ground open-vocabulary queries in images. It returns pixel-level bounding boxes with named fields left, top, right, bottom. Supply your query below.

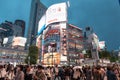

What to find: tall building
left=0, top=21, right=27, bottom=64
left=67, top=24, right=83, bottom=65
left=36, top=2, right=83, bottom=66
left=0, top=21, right=25, bottom=48
left=27, top=0, right=47, bottom=47
left=0, top=21, right=14, bottom=47
left=12, top=24, right=22, bottom=37
left=84, top=27, right=100, bottom=60
left=84, top=27, right=93, bottom=50
left=14, top=20, right=25, bottom=37
left=0, top=21, right=14, bottom=37
left=0, top=21, right=23, bottom=37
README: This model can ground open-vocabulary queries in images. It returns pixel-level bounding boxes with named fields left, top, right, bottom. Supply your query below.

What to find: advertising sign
left=3, top=36, right=14, bottom=45
left=99, top=41, right=105, bottom=50
left=38, top=14, right=46, bottom=35
left=46, top=2, right=67, bottom=26
left=12, top=37, right=27, bottom=47
left=43, top=53, right=60, bottom=65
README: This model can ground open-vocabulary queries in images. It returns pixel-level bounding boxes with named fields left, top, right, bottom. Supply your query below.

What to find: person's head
left=55, top=65, right=58, bottom=67
left=26, top=65, right=31, bottom=72
left=37, top=65, right=43, bottom=71
left=96, top=65, right=101, bottom=70
left=107, top=66, right=112, bottom=71
left=47, top=66, right=50, bottom=69
left=0, top=65, right=3, bottom=69
left=17, top=65, right=24, bottom=71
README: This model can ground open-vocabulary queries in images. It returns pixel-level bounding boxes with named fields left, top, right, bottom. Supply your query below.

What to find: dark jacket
left=106, top=70, right=118, bottom=80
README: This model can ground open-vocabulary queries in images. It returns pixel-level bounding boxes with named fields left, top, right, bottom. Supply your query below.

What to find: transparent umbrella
left=73, top=66, right=82, bottom=69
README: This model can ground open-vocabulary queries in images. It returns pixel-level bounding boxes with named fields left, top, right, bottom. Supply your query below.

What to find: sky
left=0, top=0, right=31, bottom=35
left=0, top=0, right=120, bottom=50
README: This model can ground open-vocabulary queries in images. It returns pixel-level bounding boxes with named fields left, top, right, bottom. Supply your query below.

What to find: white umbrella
left=73, top=66, right=82, bottom=69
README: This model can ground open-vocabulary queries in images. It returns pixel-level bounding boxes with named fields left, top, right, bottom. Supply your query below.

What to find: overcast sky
left=0, top=0, right=120, bottom=50
left=42, top=0, right=120, bottom=51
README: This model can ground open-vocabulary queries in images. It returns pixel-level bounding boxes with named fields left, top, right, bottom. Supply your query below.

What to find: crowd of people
left=0, top=63, right=119, bottom=80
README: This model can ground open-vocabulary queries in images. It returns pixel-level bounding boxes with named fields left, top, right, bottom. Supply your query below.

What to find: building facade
left=12, top=24, right=23, bottom=37
left=84, top=27, right=100, bottom=63
left=0, top=47, right=27, bottom=65
left=35, top=2, right=84, bottom=66
left=0, top=21, right=25, bottom=47
left=0, top=21, right=27, bottom=64
left=67, top=24, right=83, bottom=65
left=27, top=0, right=47, bottom=47
left=39, top=23, right=83, bottom=66
left=14, top=20, right=25, bottom=37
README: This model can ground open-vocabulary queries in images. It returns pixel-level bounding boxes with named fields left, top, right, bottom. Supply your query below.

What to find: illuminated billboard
left=3, top=36, right=14, bottom=45
left=99, top=41, right=105, bottom=50
left=43, top=52, right=60, bottom=65
left=38, top=14, right=46, bottom=35
left=12, top=37, right=27, bottom=47
left=46, top=2, right=67, bottom=26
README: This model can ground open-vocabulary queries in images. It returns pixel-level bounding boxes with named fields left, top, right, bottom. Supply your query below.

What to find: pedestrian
left=86, top=66, right=92, bottom=80
left=24, top=65, right=33, bottom=80
left=58, top=66, right=65, bottom=80
left=45, top=66, right=51, bottom=80
left=53, top=65, right=60, bottom=80
left=6, top=69, right=15, bottom=80
left=0, top=65, right=7, bottom=80
left=33, top=65, right=47, bottom=80
left=106, top=66, right=118, bottom=80
left=64, top=66, right=70, bottom=80
left=14, top=65, right=24, bottom=80
left=73, top=68, right=81, bottom=80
